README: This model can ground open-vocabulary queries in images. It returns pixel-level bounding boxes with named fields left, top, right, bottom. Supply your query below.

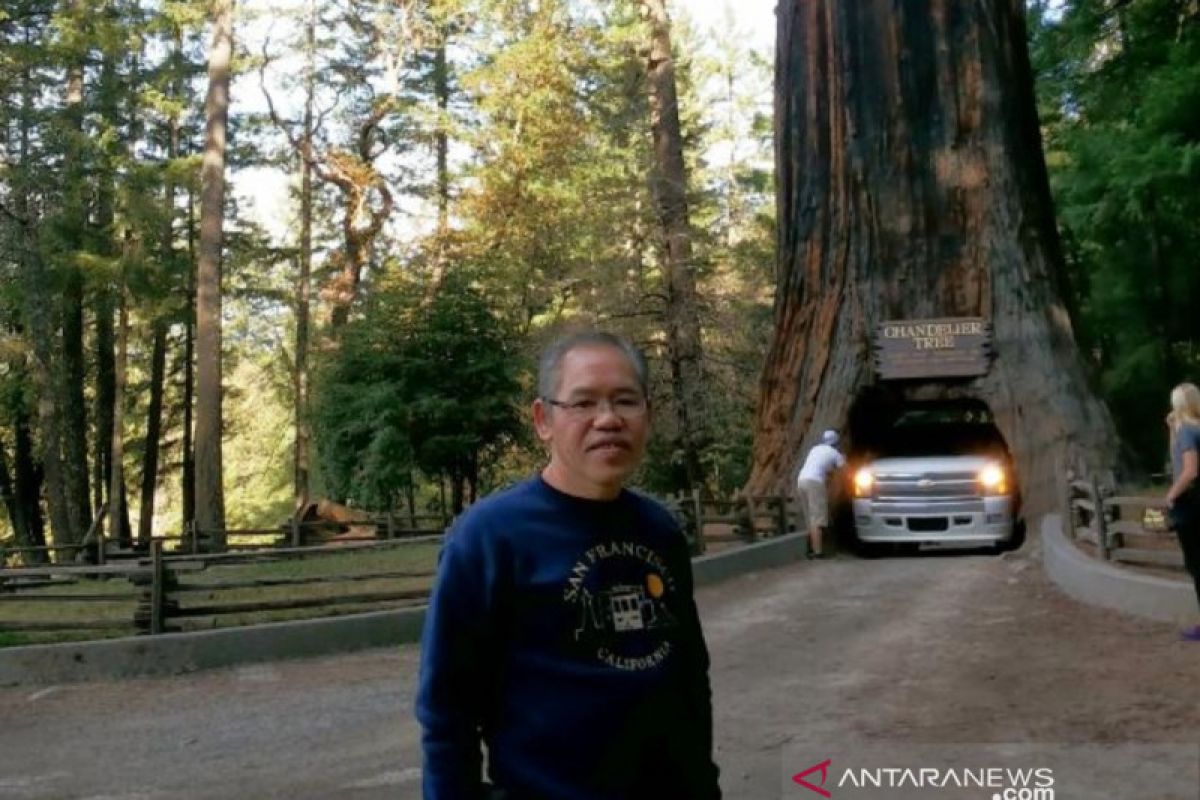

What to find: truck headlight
left=853, top=468, right=875, bottom=498
left=978, top=464, right=1007, bottom=495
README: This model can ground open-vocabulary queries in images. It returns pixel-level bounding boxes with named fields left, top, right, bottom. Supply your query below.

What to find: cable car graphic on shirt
left=573, top=580, right=675, bottom=640
left=609, top=584, right=649, bottom=631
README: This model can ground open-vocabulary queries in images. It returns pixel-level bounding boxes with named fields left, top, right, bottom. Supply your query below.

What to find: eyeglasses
left=543, top=395, right=649, bottom=420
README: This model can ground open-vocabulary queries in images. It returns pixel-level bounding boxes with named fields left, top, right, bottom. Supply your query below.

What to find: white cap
left=822, top=429, right=839, bottom=446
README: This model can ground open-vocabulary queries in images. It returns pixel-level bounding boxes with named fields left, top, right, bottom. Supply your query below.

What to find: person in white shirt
left=796, top=430, right=846, bottom=559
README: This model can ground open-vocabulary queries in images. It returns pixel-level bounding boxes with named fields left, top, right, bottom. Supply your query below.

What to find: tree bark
left=138, top=320, right=167, bottom=544
left=94, top=290, right=115, bottom=537
left=195, top=0, right=234, bottom=547
left=434, top=27, right=450, bottom=234
left=59, top=0, right=91, bottom=544
left=102, top=8, right=140, bottom=550
left=142, top=30, right=182, bottom=545
left=0, top=441, right=16, bottom=544
left=182, top=185, right=197, bottom=531
left=293, top=0, right=315, bottom=511
left=749, top=0, right=1120, bottom=514
left=420, top=21, right=452, bottom=305
left=0, top=414, right=46, bottom=563
left=10, top=389, right=47, bottom=561
left=108, top=289, right=129, bottom=549
left=93, top=38, right=119, bottom=546
left=640, top=0, right=708, bottom=493
left=258, top=11, right=395, bottom=334
left=324, top=150, right=393, bottom=330
left=179, top=21, right=197, bottom=533
left=16, top=26, right=72, bottom=549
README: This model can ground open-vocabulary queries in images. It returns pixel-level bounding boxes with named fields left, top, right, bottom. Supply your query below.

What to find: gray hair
left=536, top=331, right=649, bottom=400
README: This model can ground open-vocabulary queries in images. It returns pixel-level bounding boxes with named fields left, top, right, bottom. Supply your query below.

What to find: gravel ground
left=2, top=546, right=1198, bottom=799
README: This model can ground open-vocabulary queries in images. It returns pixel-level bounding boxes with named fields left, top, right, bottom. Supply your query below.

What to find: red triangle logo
left=792, top=759, right=832, bottom=797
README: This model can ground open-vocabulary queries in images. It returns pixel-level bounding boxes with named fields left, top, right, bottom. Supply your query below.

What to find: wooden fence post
left=789, top=492, right=805, bottom=537
left=386, top=512, right=395, bottom=540
left=774, top=495, right=788, bottom=538
left=1062, top=468, right=1075, bottom=540
left=1092, top=475, right=1110, bottom=560
left=290, top=517, right=301, bottom=548
left=95, top=533, right=105, bottom=567
left=741, top=493, right=758, bottom=542
left=150, top=538, right=165, bottom=635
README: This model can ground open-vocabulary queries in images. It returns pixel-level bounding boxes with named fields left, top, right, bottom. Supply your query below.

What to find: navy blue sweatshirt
left=415, top=475, right=721, bottom=800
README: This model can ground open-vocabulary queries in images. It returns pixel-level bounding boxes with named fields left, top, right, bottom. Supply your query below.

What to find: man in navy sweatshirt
left=416, top=331, right=721, bottom=799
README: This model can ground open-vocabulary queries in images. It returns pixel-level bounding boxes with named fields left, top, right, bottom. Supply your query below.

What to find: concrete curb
left=0, top=532, right=809, bottom=686
left=1041, top=514, right=1196, bottom=623
left=692, top=532, right=809, bottom=586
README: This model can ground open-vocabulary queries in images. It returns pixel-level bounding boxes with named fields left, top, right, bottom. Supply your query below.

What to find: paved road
left=3, top=549, right=1199, bottom=799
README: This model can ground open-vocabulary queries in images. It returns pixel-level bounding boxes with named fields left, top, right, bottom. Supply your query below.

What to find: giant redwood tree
left=748, top=0, right=1120, bottom=513
left=194, top=0, right=234, bottom=544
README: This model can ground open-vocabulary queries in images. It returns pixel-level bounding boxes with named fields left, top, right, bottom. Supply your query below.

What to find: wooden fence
left=1064, top=475, right=1181, bottom=570
left=0, top=561, right=145, bottom=637
left=185, top=512, right=450, bottom=553
left=0, top=536, right=440, bottom=638
left=1, top=492, right=803, bottom=639
left=138, top=537, right=439, bottom=635
left=0, top=512, right=452, bottom=569
left=665, top=491, right=803, bottom=554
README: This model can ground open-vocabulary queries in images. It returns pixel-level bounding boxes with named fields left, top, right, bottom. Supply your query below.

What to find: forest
left=0, top=0, right=1196, bottom=557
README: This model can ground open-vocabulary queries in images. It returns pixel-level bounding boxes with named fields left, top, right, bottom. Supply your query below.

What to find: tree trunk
left=324, top=73, right=395, bottom=331
left=94, top=290, right=114, bottom=538
left=294, top=0, right=315, bottom=510
left=194, top=0, right=234, bottom=547
left=0, top=441, right=17, bottom=543
left=17, top=35, right=72, bottom=549
left=142, top=29, right=182, bottom=546
left=59, top=0, right=91, bottom=545
left=1, top=422, right=46, bottom=564
left=451, top=466, right=464, bottom=516
left=60, top=258, right=90, bottom=544
left=103, top=14, right=139, bottom=550
left=749, top=0, right=1120, bottom=514
left=5, top=19, right=47, bottom=565
left=93, top=289, right=132, bottom=548
left=420, top=23, right=452, bottom=305
left=93, top=40, right=118, bottom=546
left=405, top=469, right=416, bottom=528
left=182, top=185, right=197, bottom=531
left=108, top=290, right=129, bottom=549
left=10, top=390, right=47, bottom=562
left=168, top=24, right=196, bottom=536
left=434, top=28, right=450, bottom=234
left=326, top=172, right=393, bottom=330
left=640, top=0, right=708, bottom=493
left=138, top=320, right=167, bottom=543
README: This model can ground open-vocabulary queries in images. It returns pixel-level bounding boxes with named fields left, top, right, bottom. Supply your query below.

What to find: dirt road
left=3, top=549, right=1198, bottom=799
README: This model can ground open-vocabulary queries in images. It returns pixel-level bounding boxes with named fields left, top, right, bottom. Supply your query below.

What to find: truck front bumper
left=852, top=496, right=1014, bottom=545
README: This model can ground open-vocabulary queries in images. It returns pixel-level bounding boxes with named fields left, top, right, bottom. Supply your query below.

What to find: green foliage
left=312, top=269, right=525, bottom=509
left=1030, top=0, right=1200, bottom=470
left=2, top=0, right=781, bottom=546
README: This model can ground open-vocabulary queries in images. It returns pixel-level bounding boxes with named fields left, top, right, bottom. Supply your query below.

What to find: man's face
left=533, top=344, right=651, bottom=500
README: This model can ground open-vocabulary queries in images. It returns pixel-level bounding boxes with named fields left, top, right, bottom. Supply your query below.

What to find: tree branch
left=0, top=198, right=29, bottom=226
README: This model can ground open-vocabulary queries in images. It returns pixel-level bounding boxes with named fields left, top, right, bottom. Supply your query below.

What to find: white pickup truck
left=849, top=406, right=1020, bottom=552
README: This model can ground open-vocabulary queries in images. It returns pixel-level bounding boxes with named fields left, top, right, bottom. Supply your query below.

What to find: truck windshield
left=878, top=408, right=1007, bottom=457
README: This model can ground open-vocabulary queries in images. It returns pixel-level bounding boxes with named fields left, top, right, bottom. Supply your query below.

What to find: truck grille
left=873, top=471, right=980, bottom=501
